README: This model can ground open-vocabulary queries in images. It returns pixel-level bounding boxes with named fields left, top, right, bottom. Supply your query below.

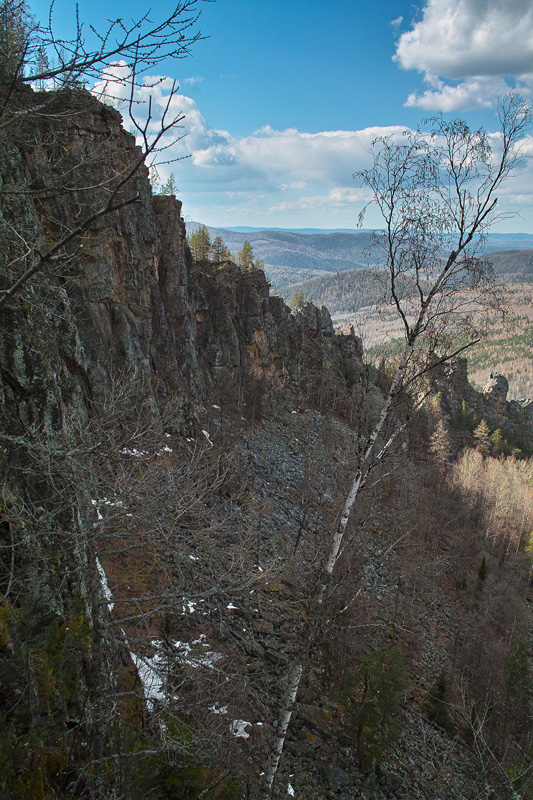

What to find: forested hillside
left=188, top=221, right=533, bottom=289
left=186, top=224, right=377, bottom=286
left=282, top=249, right=533, bottom=318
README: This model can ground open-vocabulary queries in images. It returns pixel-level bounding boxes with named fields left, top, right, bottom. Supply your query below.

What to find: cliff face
left=0, top=88, right=362, bottom=433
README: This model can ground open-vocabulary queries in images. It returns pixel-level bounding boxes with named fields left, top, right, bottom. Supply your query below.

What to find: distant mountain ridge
left=281, top=249, right=533, bottom=318
left=187, top=222, right=533, bottom=288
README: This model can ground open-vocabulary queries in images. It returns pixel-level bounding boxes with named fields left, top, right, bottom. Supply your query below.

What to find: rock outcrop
left=0, top=88, right=361, bottom=434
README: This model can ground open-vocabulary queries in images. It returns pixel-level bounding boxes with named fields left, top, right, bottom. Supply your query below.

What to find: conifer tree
left=160, top=173, right=178, bottom=196
left=237, top=239, right=254, bottom=270
left=430, top=419, right=452, bottom=466
left=0, top=0, right=31, bottom=83
left=188, top=225, right=211, bottom=261
left=474, top=419, right=491, bottom=456
left=212, top=235, right=231, bottom=262
left=290, top=289, right=305, bottom=310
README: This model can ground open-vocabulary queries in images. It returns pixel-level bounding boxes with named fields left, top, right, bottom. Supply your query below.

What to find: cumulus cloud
left=91, top=66, right=533, bottom=228
left=405, top=76, right=510, bottom=111
left=395, top=0, right=533, bottom=110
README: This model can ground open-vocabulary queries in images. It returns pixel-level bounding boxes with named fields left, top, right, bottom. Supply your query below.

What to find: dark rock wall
left=0, top=88, right=363, bottom=432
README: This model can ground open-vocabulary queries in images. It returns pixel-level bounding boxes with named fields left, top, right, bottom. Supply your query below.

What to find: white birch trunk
left=261, top=663, right=303, bottom=800
left=317, top=343, right=413, bottom=603
left=262, top=346, right=416, bottom=796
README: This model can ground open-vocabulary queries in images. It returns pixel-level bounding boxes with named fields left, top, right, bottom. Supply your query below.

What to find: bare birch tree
left=0, top=0, right=205, bottom=308
left=261, top=95, right=533, bottom=798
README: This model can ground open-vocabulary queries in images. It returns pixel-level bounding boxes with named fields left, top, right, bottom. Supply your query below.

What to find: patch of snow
left=183, top=600, right=197, bottom=614
left=227, top=602, right=238, bottom=610
left=212, top=404, right=221, bottom=410
left=209, top=703, right=228, bottom=715
left=165, top=432, right=171, bottom=438
left=230, top=719, right=252, bottom=738
left=92, top=501, right=104, bottom=521
left=96, top=557, right=114, bottom=611
left=173, top=639, right=222, bottom=668
left=130, top=651, right=165, bottom=707
left=188, top=554, right=199, bottom=561
left=202, top=429, right=213, bottom=447
left=120, top=447, right=148, bottom=457
left=287, top=783, right=295, bottom=797
left=102, top=497, right=124, bottom=507
left=159, top=445, right=173, bottom=453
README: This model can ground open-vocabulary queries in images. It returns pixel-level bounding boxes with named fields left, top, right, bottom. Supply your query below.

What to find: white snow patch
left=230, top=719, right=252, bottom=738
left=120, top=447, right=148, bottom=457
left=227, top=602, right=238, bottom=610
left=130, top=651, right=165, bottom=707
left=202, top=429, right=213, bottom=447
left=188, top=554, right=199, bottom=561
left=212, top=404, right=221, bottom=410
left=165, top=432, right=171, bottom=438
left=182, top=600, right=197, bottom=614
left=209, top=703, right=228, bottom=715
left=102, top=497, right=124, bottom=508
left=287, top=783, right=295, bottom=797
left=173, top=639, right=222, bottom=668
left=158, top=445, right=173, bottom=454
left=96, top=557, right=114, bottom=611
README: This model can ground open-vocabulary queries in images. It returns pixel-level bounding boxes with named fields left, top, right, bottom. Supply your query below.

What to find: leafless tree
left=261, top=95, right=533, bottom=799
left=0, top=0, right=205, bottom=307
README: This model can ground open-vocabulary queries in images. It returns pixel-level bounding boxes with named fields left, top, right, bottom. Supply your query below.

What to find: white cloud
left=395, top=0, right=533, bottom=110
left=396, top=0, right=533, bottom=78
left=183, top=76, right=205, bottom=85
left=405, top=76, right=509, bottom=111
left=91, top=66, right=533, bottom=229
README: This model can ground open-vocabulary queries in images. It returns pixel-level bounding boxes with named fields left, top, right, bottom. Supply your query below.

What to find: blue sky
left=30, top=0, right=533, bottom=231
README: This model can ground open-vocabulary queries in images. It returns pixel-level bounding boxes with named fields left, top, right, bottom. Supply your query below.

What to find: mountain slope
left=188, top=222, right=533, bottom=288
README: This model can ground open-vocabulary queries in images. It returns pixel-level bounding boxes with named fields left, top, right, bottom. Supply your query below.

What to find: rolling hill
left=187, top=223, right=533, bottom=289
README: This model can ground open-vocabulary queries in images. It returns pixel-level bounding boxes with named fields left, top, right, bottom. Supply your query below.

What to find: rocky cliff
left=0, top=87, right=363, bottom=435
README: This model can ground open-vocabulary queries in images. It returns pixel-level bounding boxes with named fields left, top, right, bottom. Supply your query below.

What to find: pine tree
left=237, top=240, right=254, bottom=271
left=212, top=235, right=231, bottom=263
left=160, top=173, right=178, bottom=196
left=490, top=428, right=503, bottom=456
left=429, top=419, right=452, bottom=467
left=188, top=225, right=211, bottom=262
left=474, top=419, right=491, bottom=457
left=0, top=0, right=31, bottom=83
left=290, top=290, right=305, bottom=310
